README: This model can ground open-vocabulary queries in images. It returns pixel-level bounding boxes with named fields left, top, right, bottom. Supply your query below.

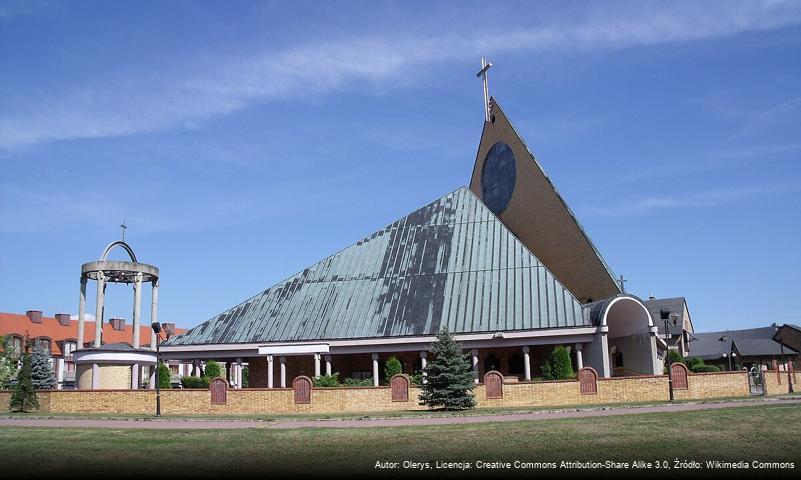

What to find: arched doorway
left=602, top=296, right=659, bottom=376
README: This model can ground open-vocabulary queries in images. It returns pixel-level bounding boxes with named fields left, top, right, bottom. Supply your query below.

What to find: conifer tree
left=157, top=362, right=172, bottom=389
left=541, top=345, right=574, bottom=380
left=10, top=337, right=38, bottom=412
left=204, top=360, right=222, bottom=379
left=419, top=327, right=475, bottom=410
left=384, top=356, right=402, bottom=384
left=30, top=346, right=56, bottom=390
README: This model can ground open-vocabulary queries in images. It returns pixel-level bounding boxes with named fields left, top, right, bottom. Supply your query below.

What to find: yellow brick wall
left=0, top=371, right=755, bottom=414
left=674, top=372, right=749, bottom=400
left=477, top=376, right=668, bottom=408
left=764, top=370, right=795, bottom=395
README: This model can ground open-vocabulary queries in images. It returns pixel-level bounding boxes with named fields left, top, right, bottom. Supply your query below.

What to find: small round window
left=481, top=142, right=516, bottom=214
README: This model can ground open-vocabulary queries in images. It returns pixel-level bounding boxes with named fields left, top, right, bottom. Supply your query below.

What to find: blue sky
left=1, top=0, right=800, bottom=333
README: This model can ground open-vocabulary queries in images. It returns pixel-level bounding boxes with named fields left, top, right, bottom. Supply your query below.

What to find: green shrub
left=342, top=377, right=373, bottom=387
left=409, top=373, right=423, bottom=386
left=693, top=365, right=721, bottom=373
left=663, top=350, right=685, bottom=373
left=685, top=357, right=704, bottom=372
left=157, top=362, right=171, bottom=389
left=313, top=373, right=341, bottom=387
left=541, top=346, right=574, bottom=380
left=180, top=376, right=210, bottom=389
left=204, top=361, right=222, bottom=379
left=384, top=356, right=402, bottom=384
left=242, top=366, right=249, bottom=388
left=668, top=350, right=683, bottom=364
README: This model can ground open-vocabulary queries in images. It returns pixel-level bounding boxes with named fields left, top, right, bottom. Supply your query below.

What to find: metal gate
left=748, top=368, right=765, bottom=396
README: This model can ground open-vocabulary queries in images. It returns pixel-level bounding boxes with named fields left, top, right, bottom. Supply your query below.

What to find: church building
left=162, top=88, right=667, bottom=387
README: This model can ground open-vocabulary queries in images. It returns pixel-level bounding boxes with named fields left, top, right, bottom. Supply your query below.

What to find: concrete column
left=150, top=279, right=159, bottom=350
left=279, top=356, right=286, bottom=388
left=313, top=353, right=321, bottom=377
left=523, top=346, right=531, bottom=381
left=267, top=355, right=274, bottom=388
left=584, top=330, right=611, bottom=378
left=193, top=359, right=201, bottom=377
left=77, top=275, right=87, bottom=349
left=324, top=355, right=332, bottom=376
left=92, top=363, right=99, bottom=389
left=372, top=353, right=380, bottom=386
left=575, top=343, right=584, bottom=370
left=149, top=364, right=156, bottom=389
left=132, top=273, right=142, bottom=348
left=131, top=364, right=140, bottom=389
left=420, top=351, right=427, bottom=384
left=236, top=358, right=243, bottom=388
left=471, top=349, right=479, bottom=384
left=93, top=272, right=105, bottom=348
left=57, top=358, right=65, bottom=389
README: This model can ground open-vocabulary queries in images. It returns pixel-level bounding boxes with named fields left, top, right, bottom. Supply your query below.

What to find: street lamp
left=151, top=321, right=162, bottom=416
left=660, top=309, right=680, bottom=401
left=774, top=324, right=793, bottom=392
left=722, top=353, right=731, bottom=372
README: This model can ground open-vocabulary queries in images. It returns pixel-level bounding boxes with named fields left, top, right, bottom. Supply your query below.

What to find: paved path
left=1, top=398, right=799, bottom=430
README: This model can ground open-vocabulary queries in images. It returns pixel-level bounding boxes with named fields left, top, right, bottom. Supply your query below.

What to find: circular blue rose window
left=481, top=142, right=516, bottom=215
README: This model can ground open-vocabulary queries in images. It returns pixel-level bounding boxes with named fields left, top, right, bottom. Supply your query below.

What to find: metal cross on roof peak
left=617, top=274, right=628, bottom=293
left=476, top=57, right=492, bottom=122
left=120, top=220, right=127, bottom=242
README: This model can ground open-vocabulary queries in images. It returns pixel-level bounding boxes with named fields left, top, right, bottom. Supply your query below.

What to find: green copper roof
left=165, top=187, right=590, bottom=346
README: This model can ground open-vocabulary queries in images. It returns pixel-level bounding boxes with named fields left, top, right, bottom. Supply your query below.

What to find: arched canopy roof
left=100, top=241, right=137, bottom=262
left=585, top=295, right=652, bottom=326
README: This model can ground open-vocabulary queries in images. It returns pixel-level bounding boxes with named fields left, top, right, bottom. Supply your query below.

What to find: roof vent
left=109, top=318, right=126, bottom=331
left=26, top=310, right=43, bottom=323
left=55, top=313, right=71, bottom=326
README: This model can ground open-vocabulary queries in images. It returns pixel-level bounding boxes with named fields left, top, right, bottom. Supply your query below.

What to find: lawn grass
left=1, top=404, right=799, bottom=478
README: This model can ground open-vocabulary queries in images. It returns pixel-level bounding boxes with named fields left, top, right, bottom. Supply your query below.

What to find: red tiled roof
left=0, top=312, right=186, bottom=356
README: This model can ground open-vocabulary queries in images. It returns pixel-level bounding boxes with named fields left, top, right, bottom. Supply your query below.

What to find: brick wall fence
left=1, top=368, right=770, bottom=415
left=764, top=369, right=798, bottom=396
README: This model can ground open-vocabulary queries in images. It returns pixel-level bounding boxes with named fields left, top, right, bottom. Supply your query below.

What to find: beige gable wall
left=469, top=99, right=620, bottom=303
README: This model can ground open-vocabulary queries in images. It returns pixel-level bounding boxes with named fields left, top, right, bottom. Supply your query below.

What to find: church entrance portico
left=585, top=295, right=660, bottom=378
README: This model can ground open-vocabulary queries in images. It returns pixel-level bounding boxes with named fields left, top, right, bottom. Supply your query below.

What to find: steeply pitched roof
left=643, top=297, right=691, bottom=335
left=0, top=312, right=185, bottom=356
left=166, top=187, right=590, bottom=346
left=690, top=327, right=787, bottom=360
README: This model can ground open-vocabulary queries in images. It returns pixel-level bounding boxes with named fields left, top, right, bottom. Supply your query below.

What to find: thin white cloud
left=582, top=182, right=801, bottom=217
left=2, top=1, right=801, bottom=150
left=69, top=313, right=95, bottom=321
left=732, top=97, right=801, bottom=138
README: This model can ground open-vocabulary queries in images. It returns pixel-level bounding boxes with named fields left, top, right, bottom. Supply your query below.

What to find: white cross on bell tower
left=476, top=57, right=493, bottom=122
